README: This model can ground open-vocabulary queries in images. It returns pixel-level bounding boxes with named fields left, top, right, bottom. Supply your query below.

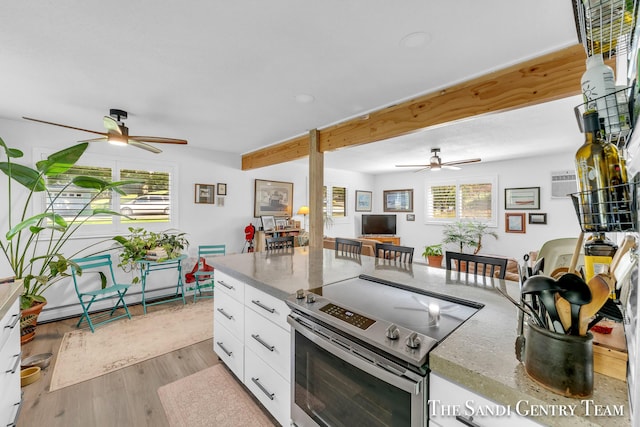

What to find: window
left=40, top=152, right=176, bottom=231
left=425, top=176, right=497, bottom=226
left=323, top=185, right=347, bottom=218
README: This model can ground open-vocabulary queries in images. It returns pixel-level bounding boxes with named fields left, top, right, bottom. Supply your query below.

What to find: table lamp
left=297, top=206, right=309, bottom=230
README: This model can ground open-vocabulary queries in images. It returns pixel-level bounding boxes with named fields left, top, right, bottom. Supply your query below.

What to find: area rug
left=158, top=364, right=275, bottom=427
left=50, top=301, right=213, bottom=391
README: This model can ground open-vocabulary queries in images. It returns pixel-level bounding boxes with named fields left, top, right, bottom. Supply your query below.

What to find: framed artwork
left=529, top=213, right=547, bottom=224
left=275, top=219, right=288, bottom=230
left=254, top=179, right=293, bottom=217
left=355, top=190, right=372, bottom=212
left=195, top=184, right=215, bottom=204
left=383, top=189, right=413, bottom=212
left=217, top=183, right=227, bottom=196
left=406, top=214, right=415, bottom=221
left=505, top=187, right=540, bottom=210
left=505, top=213, right=526, bottom=233
left=261, top=215, right=276, bottom=232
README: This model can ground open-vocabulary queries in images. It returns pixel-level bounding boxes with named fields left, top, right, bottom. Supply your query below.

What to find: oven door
left=288, top=313, right=427, bottom=427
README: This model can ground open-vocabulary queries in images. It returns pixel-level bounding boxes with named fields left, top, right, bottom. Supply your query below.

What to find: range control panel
left=319, top=303, right=376, bottom=330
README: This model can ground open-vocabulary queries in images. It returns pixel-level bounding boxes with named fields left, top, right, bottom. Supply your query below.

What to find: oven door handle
left=289, top=315, right=422, bottom=395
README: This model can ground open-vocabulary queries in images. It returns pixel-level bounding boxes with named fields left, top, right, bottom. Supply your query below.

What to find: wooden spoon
left=556, top=232, right=584, bottom=331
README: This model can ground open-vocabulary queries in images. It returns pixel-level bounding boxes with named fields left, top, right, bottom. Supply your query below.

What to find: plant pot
left=21, top=301, right=47, bottom=345
left=427, top=255, right=443, bottom=268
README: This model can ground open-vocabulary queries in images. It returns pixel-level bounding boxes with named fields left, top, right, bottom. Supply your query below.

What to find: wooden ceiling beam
left=241, top=43, right=591, bottom=170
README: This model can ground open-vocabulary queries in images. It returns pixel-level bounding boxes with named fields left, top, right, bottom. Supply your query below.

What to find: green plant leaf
left=36, top=142, right=88, bottom=176
left=107, top=179, right=144, bottom=195
left=6, top=213, right=67, bottom=240
left=72, top=176, right=110, bottom=190
left=0, top=162, right=46, bottom=191
left=0, top=138, right=24, bottom=158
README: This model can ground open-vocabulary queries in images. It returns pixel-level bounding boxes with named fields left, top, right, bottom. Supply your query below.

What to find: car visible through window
left=120, top=195, right=170, bottom=216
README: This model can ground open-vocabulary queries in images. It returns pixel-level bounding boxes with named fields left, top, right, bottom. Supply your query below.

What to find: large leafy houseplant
left=0, top=138, right=135, bottom=313
left=442, top=220, right=498, bottom=254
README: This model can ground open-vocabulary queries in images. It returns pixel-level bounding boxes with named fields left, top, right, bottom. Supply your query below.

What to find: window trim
left=424, top=175, right=498, bottom=227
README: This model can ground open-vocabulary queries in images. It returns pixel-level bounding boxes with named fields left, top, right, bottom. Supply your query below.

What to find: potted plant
left=442, top=220, right=498, bottom=255
left=0, top=138, right=136, bottom=343
left=422, top=244, right=443, bottom=267
left=113, top=227, right=189, bottom=282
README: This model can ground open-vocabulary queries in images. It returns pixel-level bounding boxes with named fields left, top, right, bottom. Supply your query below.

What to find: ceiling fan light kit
left=395, top=147, right=480, bottom=172
left=22, top=109, right=187, bottom=154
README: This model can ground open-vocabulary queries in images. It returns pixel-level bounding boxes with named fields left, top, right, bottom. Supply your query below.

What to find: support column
left=308, top=129, right=324, bottom=248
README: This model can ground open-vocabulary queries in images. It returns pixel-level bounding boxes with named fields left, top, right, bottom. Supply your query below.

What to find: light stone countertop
left=0, top=280, right=22, bottom=321
left=211, top=247, right=631, bottom=427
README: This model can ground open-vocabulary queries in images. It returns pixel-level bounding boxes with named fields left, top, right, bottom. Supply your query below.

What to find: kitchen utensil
left=531, top=257, right=545, bottom=276
left=555, top=273, right=592, bottom=335
left=521, top=276, right=564, bottom=333
left=569, top=231, right=585, bottom=275
left=496, top=286, right=544, bottom=327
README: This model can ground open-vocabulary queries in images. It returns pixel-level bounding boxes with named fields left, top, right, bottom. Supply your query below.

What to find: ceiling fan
left=23, top=109, right=187, bottom=154
left=395, top=148, right=481, bottom=171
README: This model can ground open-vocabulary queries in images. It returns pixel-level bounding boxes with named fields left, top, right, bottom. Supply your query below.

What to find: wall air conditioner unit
left=551, top=170, right=577, bottom=198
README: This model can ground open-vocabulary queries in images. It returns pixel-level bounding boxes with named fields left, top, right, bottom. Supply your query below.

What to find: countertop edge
left=0, top=280, right=22, bottom=320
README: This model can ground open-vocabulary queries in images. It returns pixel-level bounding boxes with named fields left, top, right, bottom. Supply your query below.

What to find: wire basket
left=575, top=0, right=638, bottom=59
left=574, top=86, right=633, bottom=146
left=570, top=182, right=637, bottom=232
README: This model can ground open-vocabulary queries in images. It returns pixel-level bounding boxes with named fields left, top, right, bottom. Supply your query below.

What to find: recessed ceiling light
left=399, top=32, right=431, bottom=48
left=295, top=94, right=315, bottom=104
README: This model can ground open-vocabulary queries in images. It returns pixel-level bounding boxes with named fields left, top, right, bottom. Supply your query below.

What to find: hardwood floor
left=17, top=300, right=221, bottom=427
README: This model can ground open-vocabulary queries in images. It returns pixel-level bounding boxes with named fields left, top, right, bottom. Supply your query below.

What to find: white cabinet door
left=214, top=289, right=244, bottom=338
left=429, top=374, right=542, bottom=427
left=245, top=285, right=289, bottom=330
left=0, top=298, right=21, bottom=427
left=244, top=307, right=290, bottom=381
left=213, top=323, right=244, bottom=380
left=245, top=348, right=291, bottom=427
left=215, top=270, right=245, bottom=302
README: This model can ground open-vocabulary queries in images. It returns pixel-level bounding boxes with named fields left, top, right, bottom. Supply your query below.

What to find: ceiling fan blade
left=129, top=135, right=188, bottom=145
left=395, top=164, right=430, bottom=168
left=128, top=139, right=163, bottom=154
left=441, top=158, right=481, bottom=167
left=442, top=165, right=461, bottom=170
left=78, top=137, right=108, bottom=143
left=103, top=116, right=123, bottom=134
left=23, top=117, right=107, bottom=137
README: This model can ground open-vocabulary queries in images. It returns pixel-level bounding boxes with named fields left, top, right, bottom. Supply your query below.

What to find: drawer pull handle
left=216, top=341, right=233, bottom=357
left=251, top=334, right=275, bottom=351
left=251, top=377, right=275, bottom=400
left=8, top=400, right=23, bottom=427
left=7, top=352, right=21, bottom=374
left=216, top=308, right=233, bottom=320
left=251, top=299, right=275, bottom=313
left=217, top=280, right=234, bottom=290
left=455, top=415, right=481, bottom=427
left=5, top=313, right=19, bottom=330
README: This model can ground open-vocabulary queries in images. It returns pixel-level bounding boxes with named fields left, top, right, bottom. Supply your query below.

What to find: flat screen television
left=361, top=214, right=397, bottom=235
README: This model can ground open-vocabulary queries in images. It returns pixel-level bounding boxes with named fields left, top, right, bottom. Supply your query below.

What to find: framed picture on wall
left=505, top=213, right=526, bottom=233
left=355, top=190, right=372, bottom=212
left=217, top=183, right=227, bottom=196
left=383, top=189, right=413, bottom=212
left=195, top=184, right=215, bottom=204
left=505, top=187, right=540, bottom=210
left=254, top=179, right=293, bottom=217
left=261, top=215, right=276, bottom=232
left=529, top=213, right=547, bottom=224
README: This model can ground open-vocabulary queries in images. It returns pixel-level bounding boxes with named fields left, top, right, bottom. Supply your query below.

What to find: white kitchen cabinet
left=1, top=297, right=21, bottom=427
left=212, top=270, right=291, bottom=426
left=429, top=373, right=542, bottom=427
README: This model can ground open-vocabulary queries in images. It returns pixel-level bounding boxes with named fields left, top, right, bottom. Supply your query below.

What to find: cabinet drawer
left=430, top=374, right=542, bottom=427
left=245, top=285, right=289, bottom=330
left=214, top=290, right=244, bottom=338
left=215, top=271, right=245, bottom=302
left=0, top=299, right=20, bottom=351
left=0, top=317, right=21, bottom=427
left=214, top=323, right=244, bottom=380
left=245, top=348, right=290, bottom=427
left=244, top=308, right=290, bottom=381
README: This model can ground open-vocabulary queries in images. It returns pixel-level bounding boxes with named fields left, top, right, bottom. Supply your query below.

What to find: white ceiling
left=1, top=1, right=582, bottom=174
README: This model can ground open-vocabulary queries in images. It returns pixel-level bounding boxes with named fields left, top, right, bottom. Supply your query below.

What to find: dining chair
left=265, top=236, right=295, bottom=251
left=445, top=251, right=509, bottom=279
left=191, top=244, right=226, bottom=302
left=335, top=238, right=363, bottom=255
left=374, top=243, right=414, bottom=263
left=70, top=254, right=132, bottom=333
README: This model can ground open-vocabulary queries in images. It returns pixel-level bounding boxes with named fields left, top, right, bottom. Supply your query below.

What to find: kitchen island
left=211, top=247, right=630, bottom=427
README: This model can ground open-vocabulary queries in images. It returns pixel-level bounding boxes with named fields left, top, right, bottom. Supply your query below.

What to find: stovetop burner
left=286, top=275, right=483, bottom=367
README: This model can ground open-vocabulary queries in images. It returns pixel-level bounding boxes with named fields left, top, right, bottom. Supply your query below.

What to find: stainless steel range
left=286, top=274, right=483, bottom=427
